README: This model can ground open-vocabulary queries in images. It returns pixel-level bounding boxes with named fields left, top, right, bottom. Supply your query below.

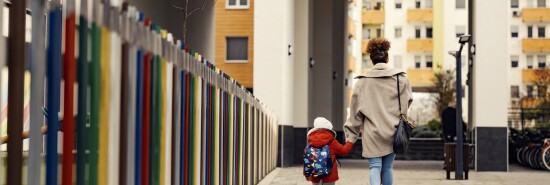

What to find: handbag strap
left=396, top=74, right=402, bottom=116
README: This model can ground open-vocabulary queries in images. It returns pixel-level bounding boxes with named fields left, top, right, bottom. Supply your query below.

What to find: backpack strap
left=396, top=74, right=402, bottom=116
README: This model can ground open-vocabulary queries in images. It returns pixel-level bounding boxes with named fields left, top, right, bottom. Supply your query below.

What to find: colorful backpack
left=303, top=145, right=333, bottom=178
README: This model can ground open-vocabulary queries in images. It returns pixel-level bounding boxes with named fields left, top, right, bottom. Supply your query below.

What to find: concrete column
left=291, top=0, right=311, bottom=166
left=254, top=0, right=295, bottom=167
left=473, top=0, right=509, bottom=172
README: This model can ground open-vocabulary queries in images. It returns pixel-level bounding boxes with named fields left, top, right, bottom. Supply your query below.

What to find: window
left=527, top=0, right=535, bottom=8
left=394, top=55, right=403, bottom=69
left=226, top=37, right=248, bottom=62
left=374, top=0, right=382, bottom=10
left=456, top=26, right=466, bottom=37
left=227, top=0, right=249, bottom=9
left=538, top=85, right=547, bottom=98
left=456, top=0, right=466, bottom=9
left=511, top=86, right=519, bottom=98
left=528, top=26, right=533, bottom=38
left=538, top=26, right=546, bottom=38
left=538, top=0, right=546, bottom=7
left=511, top=25, right=519, bottom=38
left=395, top=27, right=402, bottom=38
left=363, top=28, right=371, bottom=39
left=511, top=0, right=519, bottom=8
left=511, top=55, right=519, bottom=68
left=415, top=56, right=422, bottom=68
left=415, top=27, right=421, bottom=38
left=416, top=0, right=421, bottom=9
left=527, top=85, right=535, bottom=98
left=538, top=55, right=547, bottom=69
left=376, top=28, right=382, bottom=38
left=425, top=0, right=433, bottom=8
left=365, top=0, right=372, bottom=10
left=426, top=27, right=433, bottom=38
left=396, top=0, right=402, bottom=9
left=527, top=55, right=534, bottom=69
left=426, top=55, right=433, bottom=68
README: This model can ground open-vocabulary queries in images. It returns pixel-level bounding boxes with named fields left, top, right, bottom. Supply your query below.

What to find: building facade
left=215, top=0, right=255, bottom=89
left=508, top=0, right=550, bottom=129
left=359, top=0, right=470, bottom=123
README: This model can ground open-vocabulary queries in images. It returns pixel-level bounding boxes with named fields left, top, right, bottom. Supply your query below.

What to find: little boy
left=305, top=117, right=354, bottom=185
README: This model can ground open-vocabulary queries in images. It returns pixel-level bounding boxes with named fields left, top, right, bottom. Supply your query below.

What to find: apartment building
left=359, top=0, right=470, bottom=122
left=215, top=0, right=254, bottom=89
left=508, top=0, right=550, bottom=128
left=347, top=0, right=363, bottom=104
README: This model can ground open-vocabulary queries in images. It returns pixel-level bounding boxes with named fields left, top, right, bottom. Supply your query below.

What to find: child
left=304, top=117, right=354, bottom=185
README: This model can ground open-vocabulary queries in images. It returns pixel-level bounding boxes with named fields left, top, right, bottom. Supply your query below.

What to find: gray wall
left=310, top=0, right=346, bottom=131
left=131, top=0, right=214, bottom=61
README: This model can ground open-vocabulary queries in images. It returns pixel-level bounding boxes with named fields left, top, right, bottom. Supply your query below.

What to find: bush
left=427, top=119, right=441, bottom=133
left=412, top=125, right=439, bottom=138
left=534, top=122, right=550, bottom=131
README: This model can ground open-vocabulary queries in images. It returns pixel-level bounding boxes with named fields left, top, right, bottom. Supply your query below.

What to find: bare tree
left=431, top=68, right=456, bottom=119
left=171, top=0, right=218, bottom=41
left=533, top=67, right=550, bottom=101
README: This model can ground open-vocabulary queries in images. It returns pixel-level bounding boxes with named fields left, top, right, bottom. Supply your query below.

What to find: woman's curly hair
left=366, top=38, right=391, bottom=64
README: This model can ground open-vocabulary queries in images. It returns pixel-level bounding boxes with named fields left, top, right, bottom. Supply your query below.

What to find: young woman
left=344, top=38, right=413, bottom=185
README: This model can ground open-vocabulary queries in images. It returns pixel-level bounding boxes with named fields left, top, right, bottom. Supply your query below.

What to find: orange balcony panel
left=407, top=39, right=433, bottom=52
left=407, top=9, right=433, bottom=22
left=348, top=19, right=356, bottom=38
left=522, top=39, right=550, bottom=52
left=521, top=8, right=550, bottom=22
left=362, top=39, right=369, bottom=54
left=522, top=98, right=545, bottom=108
left=521, top=69, right=550, bottom=83
left=362, top=10, right=385, bottom=25
left=407, top=69, right=434, bottom=87
left=523, top=69, right=536, bottom=83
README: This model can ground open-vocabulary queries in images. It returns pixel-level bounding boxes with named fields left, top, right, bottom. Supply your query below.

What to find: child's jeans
left=368, top=153, right=395, bottom=185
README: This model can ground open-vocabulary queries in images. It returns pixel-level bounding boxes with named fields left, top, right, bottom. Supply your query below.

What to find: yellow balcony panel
left=522, top=8, right=550, bottom=22
left=521, top=69, right=550, bottom=83
left=407, top=9, right=433, bottom=22
left=522, top=39, right=550, bottom=52
left=362, top=10, right=385, bottom=25
left=348, top=55, right=357, bottom=72
left=407, top=39, right=433, bottom=52
left=362, top=39, right=369, bottom=54
left=348, top=19, right=356, bottom=38
left=522, top=98, right=545, bottom=108
left=407, top=69, right=434, bottom=87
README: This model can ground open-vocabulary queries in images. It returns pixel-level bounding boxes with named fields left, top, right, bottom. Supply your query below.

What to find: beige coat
left=344, top=63, right=413, bottom=158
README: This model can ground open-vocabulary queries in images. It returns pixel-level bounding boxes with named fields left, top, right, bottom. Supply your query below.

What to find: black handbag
left=393, top=75, right=415, bottom=154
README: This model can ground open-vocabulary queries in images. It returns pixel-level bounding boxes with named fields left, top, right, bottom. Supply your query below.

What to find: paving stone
left=258, top=160, right=550, bottom=185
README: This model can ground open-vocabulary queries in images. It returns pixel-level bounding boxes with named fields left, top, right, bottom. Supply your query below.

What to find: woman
left=344, top=38, right=413, bottom=185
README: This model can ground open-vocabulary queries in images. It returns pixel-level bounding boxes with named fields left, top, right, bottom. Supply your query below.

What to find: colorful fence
left=0, top=0, right=278, bottom=185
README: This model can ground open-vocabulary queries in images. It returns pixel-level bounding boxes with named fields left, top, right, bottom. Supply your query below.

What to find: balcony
left=522, top=98, right=545, bottom=108
left=407, top=39, right=433, bottom=52
left=522, top=39, right=550, bottom=52
left=407, top=69, right=434, bottom=88
left=521, top=8, right=550, bottom=22
left=362, top=39, right=369, bottom=54
left=362, top=10, right=385, bottom=25
left=348, top=19, right=356, bottom=38
left=521, top=69, right=550, bottom=83
left=407, top=9, right=433, bottom=22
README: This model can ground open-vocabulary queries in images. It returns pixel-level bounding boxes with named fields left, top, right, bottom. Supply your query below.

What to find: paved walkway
left=259, top=160, right=550, bottom=185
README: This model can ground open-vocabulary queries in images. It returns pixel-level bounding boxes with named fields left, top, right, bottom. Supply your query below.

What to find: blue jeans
left=368, top=153, right=395, bottom=185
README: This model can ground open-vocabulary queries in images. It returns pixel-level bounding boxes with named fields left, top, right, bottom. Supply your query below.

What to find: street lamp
left=454, top=35, right=470, bottom=180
